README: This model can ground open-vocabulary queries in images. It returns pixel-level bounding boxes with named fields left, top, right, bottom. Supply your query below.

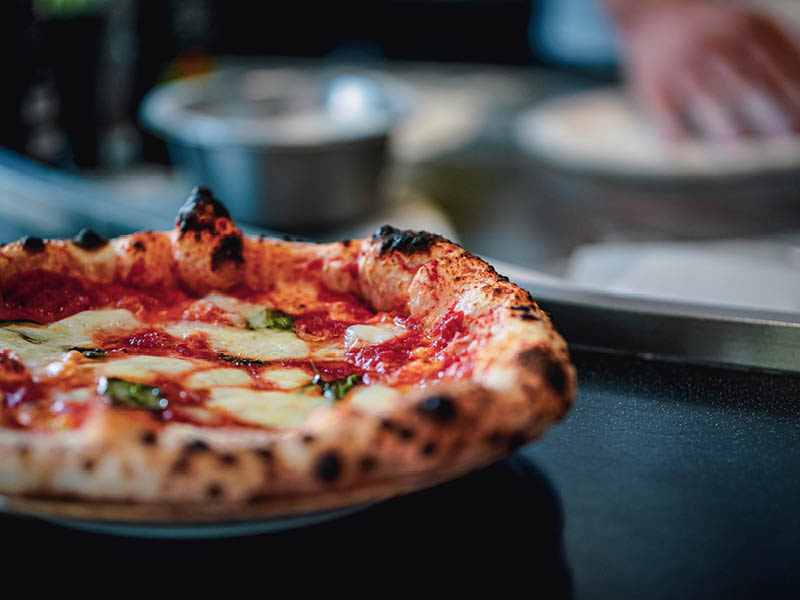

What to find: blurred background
left=3, top=0, right=800, bottom=313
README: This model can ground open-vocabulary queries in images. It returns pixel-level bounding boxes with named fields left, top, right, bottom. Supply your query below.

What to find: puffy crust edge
left=0, top=198, right=575, bottom=515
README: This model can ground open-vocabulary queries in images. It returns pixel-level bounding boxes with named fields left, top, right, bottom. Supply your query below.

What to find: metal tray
left=493, top=259, right=800, bottom=374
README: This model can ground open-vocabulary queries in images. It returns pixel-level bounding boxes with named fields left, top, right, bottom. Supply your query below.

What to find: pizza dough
left=0, top=187, right=575, bottom=515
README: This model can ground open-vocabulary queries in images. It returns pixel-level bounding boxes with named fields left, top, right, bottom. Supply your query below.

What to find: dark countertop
left=3, top=349, right=798, bottom=598
left=532, top=350, right=800, bottom=598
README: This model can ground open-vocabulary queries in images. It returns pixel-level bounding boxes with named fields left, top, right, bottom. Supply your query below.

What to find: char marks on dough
left=372, top=225, right=446, bottom=256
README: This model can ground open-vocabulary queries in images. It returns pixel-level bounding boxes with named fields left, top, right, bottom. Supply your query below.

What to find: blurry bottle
left=0, top=1, right=40, bottom=157
left=132, top=0, right=213, bottom=165
left=36, top=0, right=110, bottom=168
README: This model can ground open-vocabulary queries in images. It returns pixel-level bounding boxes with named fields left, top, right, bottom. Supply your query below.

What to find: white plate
left=43, top=504, right=370, bottom=539
left=514, top=88, right=800, bottom=178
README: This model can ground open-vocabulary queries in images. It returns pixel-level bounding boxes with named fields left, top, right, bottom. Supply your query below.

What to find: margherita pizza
left=0, top=187, right=574, bottom=521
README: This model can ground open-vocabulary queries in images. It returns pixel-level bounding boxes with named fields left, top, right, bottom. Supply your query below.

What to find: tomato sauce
left=1, top=267, right=478, bottom=430
left=0, top=270, right=194, bottom=324
left=343, top=261, right=359, bottom=281
left=431, top=310, right=465, bottom=350
left=0, top=373, right=91, bottom=431
left=294, top=311, right=351, bottom=340
left=346, top=332, right=423, bottom=375
left=98, top=329, right=219, bottom=362
left=314, top=285, right=374, bottom=318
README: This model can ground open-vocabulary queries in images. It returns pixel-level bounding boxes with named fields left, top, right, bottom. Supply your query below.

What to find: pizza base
left=0, top=188, right=575, bottom=515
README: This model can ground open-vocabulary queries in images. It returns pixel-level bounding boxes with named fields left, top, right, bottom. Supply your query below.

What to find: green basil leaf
left=218, top=353, right=264, bottom=367
left=0, top=319, right=43, bottom=327
left=100, top=377, right=167, bottom=411
left=0, top=323, right=46, bottom=344
left=66, top=347, right=106, bottom=360
left=246, top=308, right=295, bottom=332
left=313, top=373, right=362, bottom=401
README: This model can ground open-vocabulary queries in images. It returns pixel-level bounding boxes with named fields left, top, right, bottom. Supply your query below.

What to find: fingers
left=633, top=76, right=689, bottom=139
left=747, top=42, right=800, bottom=132
left=672, top=63, right=750, bottom=140
left=621, top=4, right=800, bottom=141
left=705, top=45, right=800, bottom=137
left=643, top=43, right=800, bottom=140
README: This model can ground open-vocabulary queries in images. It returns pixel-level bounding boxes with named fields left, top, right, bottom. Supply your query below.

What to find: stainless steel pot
left=140, top=66, right=413, bottom=230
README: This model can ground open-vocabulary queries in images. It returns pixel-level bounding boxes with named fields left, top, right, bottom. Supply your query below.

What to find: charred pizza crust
left=0, top=187, right=574, bottom=516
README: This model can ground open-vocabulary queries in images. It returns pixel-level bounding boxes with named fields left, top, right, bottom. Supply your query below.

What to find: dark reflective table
left=3, top=349, right=799, bottom=598
left=1, top=457, right=570, bottom=596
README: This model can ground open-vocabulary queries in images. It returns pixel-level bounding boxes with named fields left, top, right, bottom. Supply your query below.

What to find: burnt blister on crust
left=72, top=228, right=108, bottom=251
left=421, top=441, right=438, bottom=456
left=206, top=482, right=224, bottom=500
left=20, top=236, right=45, bottom=254
left=217, top=452, right=238, bottom=466
left=176, top=186, right=230, bottom=235
left=372, top=225, right=446, bottom=256
left=139, top=430, right=158, bottom=446
left=486, top=430, right=528, bottom=452
left=396, top=426, right=415, bottom=441
left=517, top=347, right=568, bottom=395
left=184, top=438, right=210, bottom=453
left=254, top=447, right=273, bottom=460
left=280, top=233, right=303, bottom=242
left=315, top=450, right=342, bottom=483
left=519, top=314, right=540, bottom=322
left=416, top=395, right=457, bottom=424
left=511, top=304, right=541, bottom=322
left=210, top=233, right=244, bottom=271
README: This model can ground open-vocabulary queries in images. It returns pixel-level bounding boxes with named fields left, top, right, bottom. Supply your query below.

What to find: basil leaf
left=66, top=347, right=106, bottom=360
left=0, top=324, right=46, bottom=344
left=218, top=353, right=264, bottom=367
left=246, top=308, right=295, bottom=332
left=0, top=319, right=43, bottom=327
left=100, top=377, right=167, bottom=411
left=313, top=373, right=362, bottom=401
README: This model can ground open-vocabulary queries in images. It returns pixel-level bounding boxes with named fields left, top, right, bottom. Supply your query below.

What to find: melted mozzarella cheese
left=185, top=368, right=252, bottom=389
left=99, top=355, right=197, bottom=380
left=0, top=309, right=142, bottom=368
left=208, top=387, right=328, bottom=428
left=344, top=324, right=405, bottom=350
left=259, top=368, right=312, bottom=390
left=310, top=323, right=405, bottom=361
left=165, top=322, right=309, bottom=361
left=53, top=387, right=94, bottom=404
left=45, top=309, right=141, bottom=344
left=184, top=293, right=265, bottom=327
left=348, top=384, right=401, bottom=413
left=0, top=329, right=65, bottom=366
left=311, top=342, right=346, bottom=361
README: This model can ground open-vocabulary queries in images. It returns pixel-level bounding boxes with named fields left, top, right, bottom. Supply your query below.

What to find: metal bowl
left=140, top=66, right=414, bottom=230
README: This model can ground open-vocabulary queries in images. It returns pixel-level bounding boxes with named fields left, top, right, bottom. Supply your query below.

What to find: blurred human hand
left=606, top=0, right=800, bottom=140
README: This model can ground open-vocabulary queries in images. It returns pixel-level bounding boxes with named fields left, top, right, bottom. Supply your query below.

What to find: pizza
left=0, top=187, right=574, bottom=520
